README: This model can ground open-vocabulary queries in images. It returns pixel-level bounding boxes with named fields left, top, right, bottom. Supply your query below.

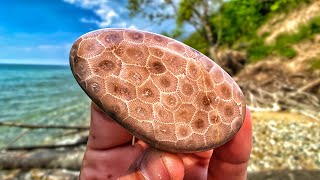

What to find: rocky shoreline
left=1, top=111, right=319, bottom=179
left=249, top=111, right=320, bottom=172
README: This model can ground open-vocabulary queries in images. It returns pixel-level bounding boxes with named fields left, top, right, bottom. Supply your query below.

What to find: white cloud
left=62, top=0, right=120, bottom=28
left=63, top=0, right=108, bottom=9
left=80, top=17, right=99, bottom=24
left=97, top=10, right=118, bottom=27
left=128, top=25, right=137, bottom=30
left=61, top=0, right=180, bottom=33
left=63, top=0, right=75, bottom=3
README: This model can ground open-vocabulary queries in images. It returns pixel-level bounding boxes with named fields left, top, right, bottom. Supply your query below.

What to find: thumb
left=119, top=148, right=185, bottom=180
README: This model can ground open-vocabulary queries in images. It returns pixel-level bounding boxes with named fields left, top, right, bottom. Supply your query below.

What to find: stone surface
left=69, top=28, right=246, bottom=153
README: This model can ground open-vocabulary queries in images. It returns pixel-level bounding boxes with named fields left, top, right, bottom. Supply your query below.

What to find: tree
left=127, top=0, right=224, bottom=63
left=127, top=0, right=312, bottom=65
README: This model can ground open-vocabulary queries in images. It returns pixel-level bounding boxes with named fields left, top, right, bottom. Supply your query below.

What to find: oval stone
left=69, top=28, right=246, bottom=153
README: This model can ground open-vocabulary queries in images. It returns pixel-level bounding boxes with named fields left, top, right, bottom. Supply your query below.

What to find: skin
left=79, top=103, right=252, bottom=180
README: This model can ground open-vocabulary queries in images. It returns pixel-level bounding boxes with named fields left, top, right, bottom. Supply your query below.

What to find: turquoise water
left=0, top=63, right=90, bottom=148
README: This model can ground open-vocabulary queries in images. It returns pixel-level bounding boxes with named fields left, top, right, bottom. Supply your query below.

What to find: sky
left=0, top=0, right=178, bottom=65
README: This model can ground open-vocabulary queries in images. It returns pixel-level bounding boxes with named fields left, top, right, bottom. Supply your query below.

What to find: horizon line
left=0, top=60, right=69, bottom=66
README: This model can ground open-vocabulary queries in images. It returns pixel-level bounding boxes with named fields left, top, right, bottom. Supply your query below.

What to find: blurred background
left=0, top=0, right=319, bottom=179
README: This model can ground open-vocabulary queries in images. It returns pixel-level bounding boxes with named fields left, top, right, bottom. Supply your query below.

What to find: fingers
left=120, top=148, right=185, bottom=180
left=87, top=102, right=133, bottom=150
left=80, top=142, right=144, bottom=179
left=80, top=102, right=147, bottom=179
left=178, top=150, right=213, bottom=180
left=207, top=107, right=252, bottom=180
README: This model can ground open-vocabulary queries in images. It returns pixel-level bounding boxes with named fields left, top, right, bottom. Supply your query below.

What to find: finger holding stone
left=120, top=148, right=185, bottom=180
left=87, top=102, right=133, bottom=150
left=207, top=107, right=252, bottom=180
left=80, top=142, right=145, bottom=179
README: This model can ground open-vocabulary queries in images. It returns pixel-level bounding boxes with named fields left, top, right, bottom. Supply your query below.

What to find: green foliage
left=277, top=46, right=297, bottom=59
left=309, top=58, right=320, bottom=70
left=127, top=0, right=173, bottom=22
left=214, top=0, right=311, bottom=47
left=177, top=0, right=200, bottom=25
left=270, top=0, right=311, bottom=12
left=275, top=16, right=320, bottom=44
left=247, top=41, right=273, bottom=63
left=127, top=0, right=145, bottom=17
left=183, top=31, right=209, bottom=55
left=247, top=15, right=320, bottom=62
left=127, top=0, right=316, bottom=64
left=161, top=26, right=184, bottom=39
left=216, top=0, right=266, bottom=46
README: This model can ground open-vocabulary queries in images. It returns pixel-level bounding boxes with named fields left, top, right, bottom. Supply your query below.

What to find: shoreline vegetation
left=1, top=0, right=320, bottom=179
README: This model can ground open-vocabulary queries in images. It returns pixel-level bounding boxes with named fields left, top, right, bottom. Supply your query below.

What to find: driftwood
left=0, top=121, right=88, bottom=170
left=0, top=125, right=88, bottom=170
left=217, top=50, right=246, bottom=75
left=298, top=78, right=320, bottom=92
left=0, top=121, right=89, bottom=130
left=0, top=121, right=89, bottom=151
left=0, top=147, right=85, bottom=170
left=0, top=125, right=88, bottom=169
left=235, top=59, right=320, bottom=120
left=240, top=81, right=320, bottom=119
left=5, top=136, right=88, bottom=151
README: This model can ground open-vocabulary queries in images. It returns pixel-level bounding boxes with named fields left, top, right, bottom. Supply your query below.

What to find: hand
left=79, top=102, right=252, bottom=180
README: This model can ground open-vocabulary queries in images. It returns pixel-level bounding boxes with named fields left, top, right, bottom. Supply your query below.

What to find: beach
left=0, top=63, right=319, bottom=179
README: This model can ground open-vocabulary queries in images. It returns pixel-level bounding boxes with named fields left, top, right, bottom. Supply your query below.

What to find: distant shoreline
left=0, top=62, right=69, bottom=66
left=0, top=62, right=69, bottom=68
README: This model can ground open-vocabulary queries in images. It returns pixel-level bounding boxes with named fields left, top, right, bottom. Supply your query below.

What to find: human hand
left=79, top=102, right=252, bottom=180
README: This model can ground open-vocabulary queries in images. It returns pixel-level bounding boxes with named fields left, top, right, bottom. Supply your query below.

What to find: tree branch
left=192, top=8, right=202, bottom=20
left=298, top=78, right=320, bottom=92
left=202, top=0, right=209, bottom=18
left=166, top=0, right=179, bottom=15
left=3, top=129, right=32, bottom=150
left=214, top=8, right=223, bottom=48
left=189, top=18, right=202, bottom=31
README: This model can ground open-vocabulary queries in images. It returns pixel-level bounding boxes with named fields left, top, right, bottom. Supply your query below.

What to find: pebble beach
left=249, top=111, right=320, bottom=173
left=1, top=111, right=319, bottom=179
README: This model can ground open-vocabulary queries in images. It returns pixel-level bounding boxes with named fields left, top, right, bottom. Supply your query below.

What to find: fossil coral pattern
left=70, top=28, right=246, bottom=153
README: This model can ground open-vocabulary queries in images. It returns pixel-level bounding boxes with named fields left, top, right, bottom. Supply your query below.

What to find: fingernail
left=159, top=151, right=184, bottom=179
left=139, top=148, right=171, bottom=180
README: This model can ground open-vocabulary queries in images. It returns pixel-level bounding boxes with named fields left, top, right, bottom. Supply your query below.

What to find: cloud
left=97, top=10, right=118, bottom=27
left=61, top=0, right=181, bottom=34
left=61, top=0, right=160, bottom=31
left=128, top=24, right=137, bottom=30
left=62, top=0, right=121, bottom=28
left=80, top=17, right=99, bottom=24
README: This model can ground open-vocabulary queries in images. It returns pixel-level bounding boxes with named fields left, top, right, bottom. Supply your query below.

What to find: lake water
left=0, top=63, right=90, bottom=148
